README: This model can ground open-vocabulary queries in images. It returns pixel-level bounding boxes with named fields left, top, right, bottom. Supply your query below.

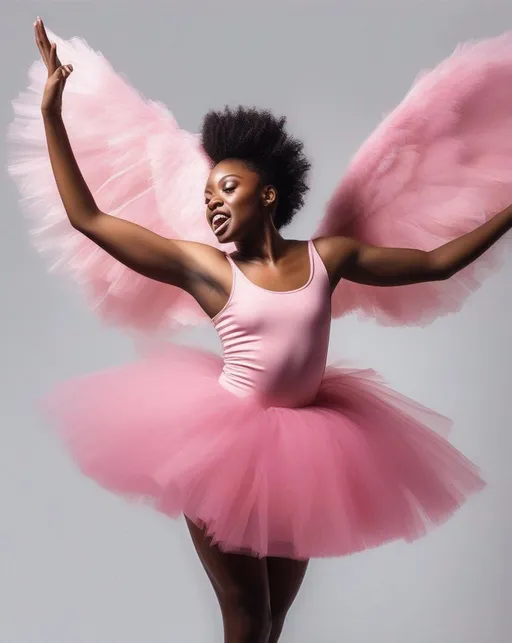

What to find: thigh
left=184, top=515, right=270, bottom=614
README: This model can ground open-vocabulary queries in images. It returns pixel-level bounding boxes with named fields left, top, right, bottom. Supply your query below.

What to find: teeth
left=213, top=214, right=228, bottom=228
left=214, top=217, right=230, bottom=235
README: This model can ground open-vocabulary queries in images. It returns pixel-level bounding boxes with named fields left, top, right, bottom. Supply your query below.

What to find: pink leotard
left=212, top=240, right=331, bottom=407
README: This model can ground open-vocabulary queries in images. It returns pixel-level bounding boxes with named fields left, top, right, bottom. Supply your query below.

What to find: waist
left=218, top=365, right=324, bottom=409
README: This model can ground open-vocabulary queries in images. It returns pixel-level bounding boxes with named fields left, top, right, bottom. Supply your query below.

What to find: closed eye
left=204, top=186, right=236, bottom=204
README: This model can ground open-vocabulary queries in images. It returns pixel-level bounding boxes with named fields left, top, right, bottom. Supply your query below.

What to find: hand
left=34, top=17, right=73, bottom=114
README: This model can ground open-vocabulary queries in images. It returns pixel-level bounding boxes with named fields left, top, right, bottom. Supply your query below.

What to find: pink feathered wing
left=316, top=32, right=512, bottom=326
left=8, top=29, right=227, bottom=333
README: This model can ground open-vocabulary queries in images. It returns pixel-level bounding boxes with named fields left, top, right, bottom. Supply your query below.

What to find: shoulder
left=174, top=239, right=229, bottom=266
left=173, top=239, right=232, bottom=284
left=311, top=236, right=359, bottom=277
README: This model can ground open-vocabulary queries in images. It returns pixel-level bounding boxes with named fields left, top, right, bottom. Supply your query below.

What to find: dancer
left=8, top=18, right=512, bottom=643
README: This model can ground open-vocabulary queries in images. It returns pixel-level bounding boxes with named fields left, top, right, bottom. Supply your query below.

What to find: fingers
left=49, top=42, right=57, bottom=70
left=49, top=63, right=73, bottom=84
left=34, top=17, right=62, bottom=71
left=34, top=18, right=49, bottom=58
left=60, top=64, right=74, bottom=79
left=34, top=20, right=49, bottom=68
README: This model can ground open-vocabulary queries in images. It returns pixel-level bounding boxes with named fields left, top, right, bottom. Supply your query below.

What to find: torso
left=211, top=240, right=332, bottom=407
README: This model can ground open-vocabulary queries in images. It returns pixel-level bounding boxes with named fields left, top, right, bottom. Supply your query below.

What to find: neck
left=234, top=215, right=288, bottom=264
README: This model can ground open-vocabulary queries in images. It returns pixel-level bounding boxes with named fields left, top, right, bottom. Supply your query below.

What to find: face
left=204, top=159, right=276, bottom=243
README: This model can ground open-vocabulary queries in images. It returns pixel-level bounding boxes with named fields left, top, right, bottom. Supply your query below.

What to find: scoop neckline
left=227, top=240, right=314, bottom=294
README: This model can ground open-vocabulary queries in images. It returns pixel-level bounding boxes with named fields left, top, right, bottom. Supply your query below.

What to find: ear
left=262, top=185, right=277, bottom=208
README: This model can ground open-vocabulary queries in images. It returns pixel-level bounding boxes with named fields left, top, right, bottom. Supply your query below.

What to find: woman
left=10, top=18, right=512, bottom=643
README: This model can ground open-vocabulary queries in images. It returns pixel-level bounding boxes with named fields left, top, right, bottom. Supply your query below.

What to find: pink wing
left=315, top=32, right=512, bottom=326
left=8, top=29, right=228, bottom=333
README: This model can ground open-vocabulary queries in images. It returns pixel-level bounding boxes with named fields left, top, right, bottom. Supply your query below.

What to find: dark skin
left=34, top=18, right=512, bottom=643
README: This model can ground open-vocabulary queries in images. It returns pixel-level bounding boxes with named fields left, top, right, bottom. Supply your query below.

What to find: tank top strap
left=224, top=252, right=237, bottom=270
left=223, top=253, right=240, bottom=290
left=308, top=239, right=330, bottom=287
left=224, top=240, right=329, bottom=294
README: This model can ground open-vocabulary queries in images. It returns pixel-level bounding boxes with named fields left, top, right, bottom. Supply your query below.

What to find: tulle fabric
left=8, top=29, right=512, bottom=334
left=7, top=29, right=220, bottom=333
left=315, top=32, right=512, bottom=326
left=43, top=343, right=484, bottom=560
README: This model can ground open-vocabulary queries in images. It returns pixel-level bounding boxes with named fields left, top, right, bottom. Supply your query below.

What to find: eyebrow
left=204, top=174, right=242, bottom=194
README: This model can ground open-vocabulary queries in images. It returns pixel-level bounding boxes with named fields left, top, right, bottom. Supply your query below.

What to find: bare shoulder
left=312, top=236, right=357, bottom=280
left=174, top=239, right=228, bottom=266
left=174, top=239, right=232, bottom=282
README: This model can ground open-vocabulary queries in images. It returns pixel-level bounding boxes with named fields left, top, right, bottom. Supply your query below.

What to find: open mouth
left=212, top=213, right=231, bottom=236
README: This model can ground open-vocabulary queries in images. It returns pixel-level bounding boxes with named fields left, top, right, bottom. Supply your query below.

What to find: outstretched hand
left=34, top=17, right=73, bottom=114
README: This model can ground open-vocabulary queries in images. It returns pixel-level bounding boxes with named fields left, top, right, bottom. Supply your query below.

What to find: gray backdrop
left=2, top=1, right=511, bottom=642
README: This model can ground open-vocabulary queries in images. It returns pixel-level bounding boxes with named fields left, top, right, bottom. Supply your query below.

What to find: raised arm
left=35, top=18, right=225, bottom=300
left=42, top=110, right=220, bottom=289
left=315, top=202, right=512, bottom=289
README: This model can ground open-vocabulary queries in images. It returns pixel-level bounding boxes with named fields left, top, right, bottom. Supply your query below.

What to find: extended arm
left=42, top=111, right=215, bottom=290
left=316, top=203, right=512, bottom=288
left=35, top=18, right=224, bottom=297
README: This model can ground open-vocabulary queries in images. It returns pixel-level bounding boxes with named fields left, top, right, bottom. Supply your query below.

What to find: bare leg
left=185, top=515, right=272, bottom=643
left=266, top=556, right=309, bottom=643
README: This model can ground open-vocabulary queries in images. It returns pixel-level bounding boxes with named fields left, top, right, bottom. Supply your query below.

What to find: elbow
left=68, top=217, right=89, bottom=235
left=431, top=264, right=457, bottom=281
left=427, top=253, right=457, bottom=281
left=68, top=209, right=102, bottom=233
left=434, top=269, right=454, bottom=281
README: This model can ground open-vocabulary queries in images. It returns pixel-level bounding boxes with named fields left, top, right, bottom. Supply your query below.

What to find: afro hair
left=200, top=106, right=311, bottom=229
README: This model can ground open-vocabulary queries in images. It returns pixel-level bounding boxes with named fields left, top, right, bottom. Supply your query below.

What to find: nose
left=207, top=195, right=223, bottom=212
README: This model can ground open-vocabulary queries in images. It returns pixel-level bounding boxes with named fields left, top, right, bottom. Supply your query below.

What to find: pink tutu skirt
left=42, top=343, right=484, bottom=560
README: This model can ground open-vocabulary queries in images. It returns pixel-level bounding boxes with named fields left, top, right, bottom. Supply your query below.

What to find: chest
left=224, top=279, right=331, bottom=338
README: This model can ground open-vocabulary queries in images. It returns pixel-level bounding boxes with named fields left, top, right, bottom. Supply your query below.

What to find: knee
left=268, top=603, right=289, bottom=630
left=221, top=588, right=272, bottom=638
left=267, top=609, right=288, bottom=642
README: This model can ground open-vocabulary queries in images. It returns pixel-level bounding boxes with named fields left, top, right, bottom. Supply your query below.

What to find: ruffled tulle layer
left=8, top=29, right=512, bottom=334
left=7, top=29, right=214, bottom=333
left=317, top=31, right=512, bottom=326
left=42, top=343, right=485, bottom=560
